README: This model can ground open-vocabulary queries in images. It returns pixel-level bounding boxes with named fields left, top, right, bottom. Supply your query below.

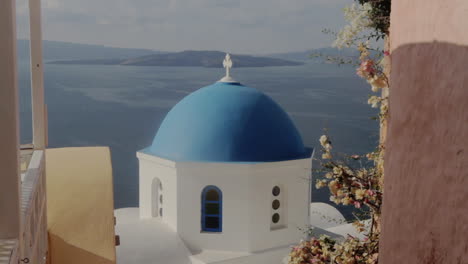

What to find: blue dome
left=146, top=82, right=309, bottom=162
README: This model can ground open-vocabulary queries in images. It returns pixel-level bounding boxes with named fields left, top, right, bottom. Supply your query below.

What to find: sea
left=17, top=61, right=378, bottom=220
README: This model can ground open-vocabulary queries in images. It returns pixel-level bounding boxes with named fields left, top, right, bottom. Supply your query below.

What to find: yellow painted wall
left=46, top=147, right=116, bottom=264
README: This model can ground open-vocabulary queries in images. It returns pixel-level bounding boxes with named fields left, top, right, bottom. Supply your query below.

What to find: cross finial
left=223, top=53, right=233, bottom=78
left=218, top=53, right=237, bottom=83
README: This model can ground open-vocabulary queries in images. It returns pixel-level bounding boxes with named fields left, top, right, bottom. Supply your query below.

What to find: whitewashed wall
left=138, top=151, right=312, bottom=254
left=247, top=159, right=311, bottom=252
left=177, top=162, right=251, bottom=252
left=138, top=153, right=178, bottom=231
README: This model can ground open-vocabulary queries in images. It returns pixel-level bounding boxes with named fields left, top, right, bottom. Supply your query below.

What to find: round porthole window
left=272, top=186, right=280, bottom=196
left=272, top=199, right=280, bottom=210
left=272, top=213, right=280, bottom=223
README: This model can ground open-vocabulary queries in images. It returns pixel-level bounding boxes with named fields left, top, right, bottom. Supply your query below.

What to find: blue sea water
left=18, top=61, right=378, bottom=219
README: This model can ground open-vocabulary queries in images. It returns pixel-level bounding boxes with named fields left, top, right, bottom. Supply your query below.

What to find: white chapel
left=115, top=54, right=340, bottom=264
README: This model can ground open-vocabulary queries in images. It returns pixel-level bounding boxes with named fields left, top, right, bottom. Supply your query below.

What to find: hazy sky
left=16, top=0, right=349, bottom=54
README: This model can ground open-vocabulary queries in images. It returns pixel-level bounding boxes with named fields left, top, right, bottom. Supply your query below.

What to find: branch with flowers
left=286, top=136, right=383, bottom=264
left=288, top=233, right=379, bottom=264
left=317, top=135, right=383, bottom=214
left=288, top=1, right=390, bottom=263
left=357, top=42, right=389, bottom=122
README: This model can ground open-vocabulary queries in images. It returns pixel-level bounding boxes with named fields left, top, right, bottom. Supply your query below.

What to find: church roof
left=145, top=81, right=310, bottom=162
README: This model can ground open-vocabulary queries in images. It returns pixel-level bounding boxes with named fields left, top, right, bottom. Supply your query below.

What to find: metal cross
left=223, top=53, right=233, bottom=78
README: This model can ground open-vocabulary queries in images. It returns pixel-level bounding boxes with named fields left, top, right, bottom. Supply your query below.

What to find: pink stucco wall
left=380, top=0, right=468, bottom=263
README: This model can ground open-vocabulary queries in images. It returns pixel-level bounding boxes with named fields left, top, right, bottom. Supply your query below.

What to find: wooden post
left=29, top=0, right=47, bottom=149
left=0, top=0, right=21, bottom=239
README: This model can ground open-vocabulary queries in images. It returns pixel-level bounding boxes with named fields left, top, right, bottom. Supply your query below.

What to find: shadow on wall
left=46, top=147, right=116, bottom=264
left=381, top=42, right=468, bottom=264
left=47, top=234, right=114, bottom=264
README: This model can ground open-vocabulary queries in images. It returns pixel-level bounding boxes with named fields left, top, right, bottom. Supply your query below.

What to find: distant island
left=267, top=47, right=359, bottom=62
left=47, top=50, right=304, bottom=68
left=17, top=40, right=358, bottom=67
left=18, top=39, right=156, bottom=61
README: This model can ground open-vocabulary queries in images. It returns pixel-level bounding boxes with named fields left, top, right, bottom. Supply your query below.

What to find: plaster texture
left=325, top=220, right=370, bottom=241
left=115, top=208, right=192, bottom=264
left=309, top=203, right=346, bottom=229
left=46, top=147, right=116, bottom=264
left=0, top=0, right=21, bottom=239
left=115, top=204, right=355, bottom=264
left=137, top=151, right=312, bottom=253
left=380, top=1, right=468, bottom=263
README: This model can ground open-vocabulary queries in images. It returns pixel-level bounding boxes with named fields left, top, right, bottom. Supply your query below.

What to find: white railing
left=0, top=239, right=18, bottom=264
left=0, top=150, right=47, bottom=264
left=19, top=150, right=48, bottom=264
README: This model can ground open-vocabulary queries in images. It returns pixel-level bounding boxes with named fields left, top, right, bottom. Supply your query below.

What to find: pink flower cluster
left=288, top=236, right=334, bottom=264
left=356, top=59, right=376, bottom=78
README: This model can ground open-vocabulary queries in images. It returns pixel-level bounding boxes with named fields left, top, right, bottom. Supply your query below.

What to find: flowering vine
left=288, top=1, right=390, bottom=263
left=332, top=3, right=373, bottom=49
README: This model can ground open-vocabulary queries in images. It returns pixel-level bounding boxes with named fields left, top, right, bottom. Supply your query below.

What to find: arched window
left=201, top=186, right=222, bottom=232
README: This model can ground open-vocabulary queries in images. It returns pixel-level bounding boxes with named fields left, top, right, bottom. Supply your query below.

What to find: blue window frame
left=201, top=185, right=222, bottom=232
